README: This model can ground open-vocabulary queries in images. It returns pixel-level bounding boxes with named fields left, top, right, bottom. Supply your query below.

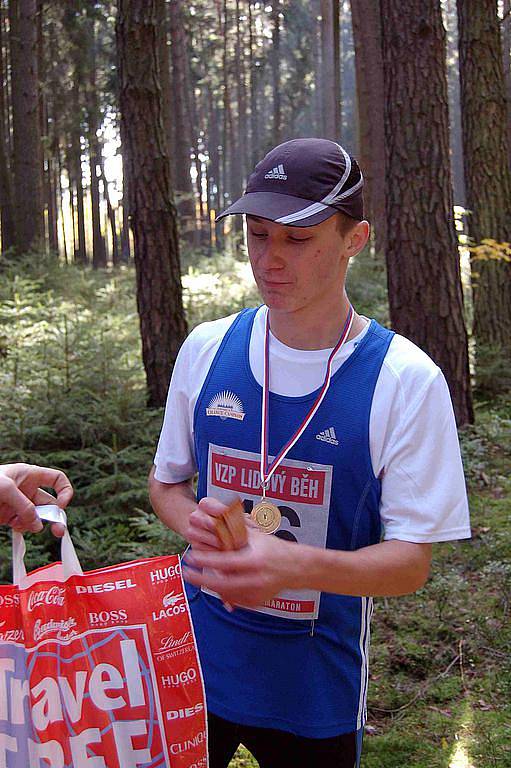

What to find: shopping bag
left=0, top=504, right=208, bottom=768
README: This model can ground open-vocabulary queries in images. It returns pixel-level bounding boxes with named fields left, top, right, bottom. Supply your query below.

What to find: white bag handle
left=12, top=504, right=83, bottom=585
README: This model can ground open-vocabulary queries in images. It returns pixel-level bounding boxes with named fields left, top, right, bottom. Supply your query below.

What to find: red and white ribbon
left=259, top=305, right=354, bottom=492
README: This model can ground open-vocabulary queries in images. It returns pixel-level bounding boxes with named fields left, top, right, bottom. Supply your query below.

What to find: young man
left=149, top=138, right=471, bottom=767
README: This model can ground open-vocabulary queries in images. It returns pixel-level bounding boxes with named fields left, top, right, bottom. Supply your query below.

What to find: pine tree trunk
left=248, top=0, right=260, bottom=167
left=458, top=0, right=511, bottom=351
left=87, top=19, right=106, bottom=269
left=503, top=0, right=511, bottom=165
left=9, top=0, right=44, bottom=253
left=350, top=0, right=386, bottom=253
left=98, top=153, right=120, bottom=266
left=0, top=4, right=15, bottom=253
left=271, top=1, right=282, bottom=146
left=313, top=0, right=323, bottom=136
left=444, top=0, right=465, bottom=207
left=56, top=141, right=68, bottom=263
left=381, top=0, right=473, bottom=426
left=69, top=88, right=87, bottom=265
left=116, top=0, right=188, bottom=408
left=321, top=0, right=341, bottom=139
left=168, top=0, right=194, bottom=226
left=236, top=0, right=248, bottom=185
left=120, top=150, right=131, bottom=263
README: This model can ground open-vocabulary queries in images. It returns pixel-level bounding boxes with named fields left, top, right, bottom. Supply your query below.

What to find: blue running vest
left=188, top=308, right=394, bottom=737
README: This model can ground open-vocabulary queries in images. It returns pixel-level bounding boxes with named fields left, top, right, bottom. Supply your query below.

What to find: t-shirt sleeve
left=153, top=333, right=197, bottom=484
left=380, top=368, right=471, bottom=543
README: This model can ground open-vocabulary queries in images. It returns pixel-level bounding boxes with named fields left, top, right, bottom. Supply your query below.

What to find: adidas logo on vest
left=316, top=427, right=339, bottom=446
left=264, top=163, right=287, bottom=180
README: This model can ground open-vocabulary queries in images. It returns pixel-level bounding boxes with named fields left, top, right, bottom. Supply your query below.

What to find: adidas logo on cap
left=316, top=427, right=339, bottom=446
left=265, top=163, right=287, bottom=180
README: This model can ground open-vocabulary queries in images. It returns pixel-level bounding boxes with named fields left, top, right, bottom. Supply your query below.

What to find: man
left=149, top=138, right=470, bottom=767
left=0, top=463, right=72, bottom=537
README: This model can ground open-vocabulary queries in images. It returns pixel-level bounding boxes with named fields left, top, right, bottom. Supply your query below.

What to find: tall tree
left=9, top=0, right=44, bottom=253
left=0, top=2, right=15, bottom=253
left=350, top=0, right=386, bottom=253
left=168, top=0, right=195, bottom=227
left=271, top=0, right=282, bottom=146
left=503, top=0, right=511, bottom=163
left=380, top=0, right=473, bottom=425
left=86, top=15, right=107, bottom=268
left=458, top=0, right=511, bottom=352
left=116, top=0, right=188, bottom=407
left=320, top=0, right=341, bottom=139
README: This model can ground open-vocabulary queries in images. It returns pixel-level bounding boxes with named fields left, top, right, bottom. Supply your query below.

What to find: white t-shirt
left=154, top=307, right=471, bottom=544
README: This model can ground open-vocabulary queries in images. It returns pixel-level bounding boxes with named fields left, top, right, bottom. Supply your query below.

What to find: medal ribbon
left=259, top=304, right=354, bottom=493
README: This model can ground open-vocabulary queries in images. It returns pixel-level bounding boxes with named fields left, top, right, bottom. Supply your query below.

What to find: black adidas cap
left=216, top=138, right=364, bottom=227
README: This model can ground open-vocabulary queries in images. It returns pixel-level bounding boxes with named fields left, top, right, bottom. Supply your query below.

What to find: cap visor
left=216, top=191, right=339, bottom=228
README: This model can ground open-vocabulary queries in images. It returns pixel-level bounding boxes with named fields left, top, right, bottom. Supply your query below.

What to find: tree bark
left=70, top=80, right=87, bottom=264
left=87, top=17, right=107, bottom=269
left=98, top=152, right=120, bottom=266
left=9, top=0, right=44, bottom=253
left=458, top=0, right=511, bottom=351
left=0, top=1, right=15, bottom=253
left=248, top=0, right=260, bottom=167
left=168, top=0, right=194, bottom=225
left=116, top=0, right=188, bottom=408
left=381, top=0, right=473, bottom=426
left=321, top=0, right=341, bottom=139
left=350, top=0, right=386, bottom=254
left=503, top=0, right=511, bottom=165
left=235, top=0, right=248, bottom=186
left=271, top=1, right=282, bottom=146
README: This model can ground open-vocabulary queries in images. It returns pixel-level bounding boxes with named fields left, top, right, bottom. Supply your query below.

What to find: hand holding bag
left=0, top=505, right=208, bottom=768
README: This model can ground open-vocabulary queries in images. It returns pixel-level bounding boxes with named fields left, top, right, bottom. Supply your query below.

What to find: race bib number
left=206, top=443, right=333, bottom=620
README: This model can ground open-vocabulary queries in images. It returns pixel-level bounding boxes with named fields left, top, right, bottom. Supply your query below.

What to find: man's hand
left=0, top=463, right=73, bottom=537
left=183, top=526, right=295, bottom=608
left=185, top=497, right=230, bottom=551
left=183, top=529, right=432, bottom=605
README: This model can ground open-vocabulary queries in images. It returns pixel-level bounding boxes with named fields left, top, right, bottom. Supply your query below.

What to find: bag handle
left=12, top=504, right=84, bottom=585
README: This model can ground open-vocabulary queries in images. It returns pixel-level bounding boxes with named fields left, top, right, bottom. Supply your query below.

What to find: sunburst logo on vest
left=206, top=390, right=246, bottom=421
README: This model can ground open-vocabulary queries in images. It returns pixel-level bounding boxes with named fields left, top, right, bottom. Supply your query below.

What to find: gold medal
left=251, top=500, right=281, bottom=534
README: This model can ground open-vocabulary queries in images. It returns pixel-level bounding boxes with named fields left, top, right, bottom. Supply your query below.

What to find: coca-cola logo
left=28, top=586, right=66, bottom=612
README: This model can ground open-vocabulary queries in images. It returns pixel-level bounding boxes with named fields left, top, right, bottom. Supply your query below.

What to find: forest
left=0, top=0, right=510, bottom=766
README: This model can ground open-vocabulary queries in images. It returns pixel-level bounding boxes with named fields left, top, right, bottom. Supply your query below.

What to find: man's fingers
left=182, top=566, right=257, bottom=605
left=188, top=529, right=222, bottom=550
left=186, top=548, right=245, bottom=572
left=33, top=487, right=59, bottom=505
left=197, top=497, right=229, bottom=518
left=50, top=522, right=66, bottom=538
left=1, top=483, right=42, bottom=532
left=32, top=466, right=73, bottom=508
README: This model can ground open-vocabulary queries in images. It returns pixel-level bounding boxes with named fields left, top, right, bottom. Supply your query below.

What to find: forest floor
left=0, top=247, right=509, bottom=767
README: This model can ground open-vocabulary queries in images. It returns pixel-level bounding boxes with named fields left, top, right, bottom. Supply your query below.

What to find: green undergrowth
left=0, top=247, right=509, bottom=766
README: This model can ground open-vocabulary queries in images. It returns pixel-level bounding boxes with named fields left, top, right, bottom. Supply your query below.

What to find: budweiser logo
left=28, top=586, right=66, bottom=612
left=157, top=632, right=193, bottom=654
left=28, top=587, right=66, bottom=611
left=33, top=617, right=77, bottom=642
